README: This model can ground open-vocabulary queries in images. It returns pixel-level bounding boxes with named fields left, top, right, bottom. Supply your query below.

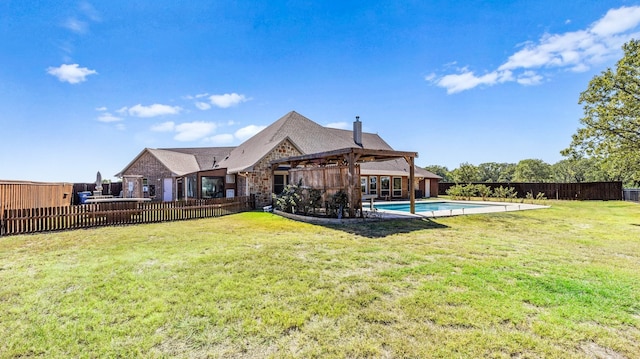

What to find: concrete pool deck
left=366, top=199, right=549, bottom=219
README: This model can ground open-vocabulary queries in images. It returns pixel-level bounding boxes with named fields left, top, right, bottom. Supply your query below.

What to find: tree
left=478, top=162, right=516, bottom=182
left=513, top=159, right=552, bottom=182
left=451, top=162, right=479, bottom=184
left=497, top=163, right=516, bottom=182
left=562, top=40, right=640, bottom=185
left=424, top=165, right=451, bottom=182
left=551, top=157, right=609, bottom=183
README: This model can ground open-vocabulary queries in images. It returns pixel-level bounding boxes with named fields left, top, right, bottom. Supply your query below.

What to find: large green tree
left=477, top=162, right=516, bottom=182
left=563, top=40, right=640, bottom=185
left=451, top=162, right=479, bottom=184
left=513, top=159, right=552, bottom=183
left=551, top=157, right=609, bottom=183
left=423, top=165, right=451, bottom=182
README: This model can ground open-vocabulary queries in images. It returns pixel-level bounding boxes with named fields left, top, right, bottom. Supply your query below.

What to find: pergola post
left=347, top=152, right=357, bottom=217
left=407, top=155, right=415, bottom=214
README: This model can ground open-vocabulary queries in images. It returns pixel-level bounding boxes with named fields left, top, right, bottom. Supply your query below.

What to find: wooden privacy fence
left=73, top=182, right=123, bottom=204
left=438, top=182, right=623, bottom=200
left=0, top=181, right=73, bottom=220
left=1, top=196, right=254, bottom=236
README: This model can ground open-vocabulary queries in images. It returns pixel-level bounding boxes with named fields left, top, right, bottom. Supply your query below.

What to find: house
left=116, top=111, right=441, bottom=208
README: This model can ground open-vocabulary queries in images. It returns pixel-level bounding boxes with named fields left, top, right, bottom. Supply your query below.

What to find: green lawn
left=1, top=200, right=639, bottom=358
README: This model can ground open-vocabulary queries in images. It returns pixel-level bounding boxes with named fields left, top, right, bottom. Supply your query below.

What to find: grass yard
left=1, top=200, right=639, bottom=358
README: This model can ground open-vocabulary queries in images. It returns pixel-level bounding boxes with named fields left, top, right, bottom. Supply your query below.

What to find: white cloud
left=63, top=17, right=88, bottom=34
left=436, top=69, right=512, bottom=94
left=97, top=113, right=123, bottom=123
left=128, top=104, right=182, bottom=118
left=151, top=121, right=176, bottom=132
left=95, top=106, right=107, bottom=111
left=430, top=5, right=640, bottom=93
left=325, top=122, right=350, bottom=130
left=46, top=64, right=97, bottom=84
left=516, top=71, right=544, bottom=86
left=195, top=101, right=211, bottom=110
left=174, top=121, right=217, bottom=141
left=209, top=93, right=249, bottom=108
left=115, top=123, right=126, bottom=131
left=591, top=6, right=640, bottom=36
left=235, top=125, right=266, bottom=140
left=206, top=134, right=235, bottom=144
left=79, top=2, right=101, bottom=22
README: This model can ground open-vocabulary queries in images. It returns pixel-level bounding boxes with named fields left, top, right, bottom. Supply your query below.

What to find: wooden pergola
left=270, top=147, right=418, bottom=216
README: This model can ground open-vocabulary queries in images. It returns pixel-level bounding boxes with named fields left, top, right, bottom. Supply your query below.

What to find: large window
left=273, top=174, right=288, bottom=194
left=202, top=176, right=224, bottom=199
left=361, top=177, right=367, bottom=194
left=393, top=177, right=402, bottom=197
left=369, top=176, right=377, bottom=195
left=380, top=176, right=390, bottom=198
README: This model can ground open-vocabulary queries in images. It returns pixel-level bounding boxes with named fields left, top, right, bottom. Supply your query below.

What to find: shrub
left=327, top=190, right=349, bottom=218
left=446, top=184, right=477, bottom=200
left=475, top=184, right=492, bottom=201
left=527, top=191, right=547, bottom=203
left=492, top=186, right=517, bottom=202
left=303, top=187, right=324, bottom=215
left=446, top=184, right=465, bottom=200
left=273, top=180, right=304, bottom=213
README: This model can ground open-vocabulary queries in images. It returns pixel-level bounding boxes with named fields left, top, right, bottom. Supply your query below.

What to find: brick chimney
left=353, top=116, right=362, bottom=147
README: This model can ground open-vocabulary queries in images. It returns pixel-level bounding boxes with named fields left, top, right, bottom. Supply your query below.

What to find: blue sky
left=2, top=1, right=640, bottom=182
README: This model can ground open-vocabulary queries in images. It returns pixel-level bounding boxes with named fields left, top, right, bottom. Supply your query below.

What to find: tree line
left=425, top=158, right=622, bottom=184
left=428, top=39, right=640, bottom=188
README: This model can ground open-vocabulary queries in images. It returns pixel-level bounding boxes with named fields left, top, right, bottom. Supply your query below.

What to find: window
left=393, top=177, right=402, bottom=197
left=273, top=174, right=288, bottom=194
left=186, top=175, right=197, bottom=198
left=202, top=176, right=224, bottom=199
left=369, top=176, right=377, bottom=195
left=361, top=177, right=367, bottom=194
left=380, top=176, right=390, bottom=198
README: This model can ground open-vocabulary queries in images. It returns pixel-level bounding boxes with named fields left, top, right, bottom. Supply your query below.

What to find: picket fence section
left=1, top=196, right=254, bottom=236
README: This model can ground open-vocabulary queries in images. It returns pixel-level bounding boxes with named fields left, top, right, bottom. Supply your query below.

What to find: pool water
left=375, top=201, right=496, bottom=212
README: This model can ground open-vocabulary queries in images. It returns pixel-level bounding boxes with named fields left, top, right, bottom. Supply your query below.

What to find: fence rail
left=1, top=196, right=254, bottom=236
left=438, top=182, right=623, bottom=200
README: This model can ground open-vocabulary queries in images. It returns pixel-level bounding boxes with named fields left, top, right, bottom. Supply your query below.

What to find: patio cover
left=270, top=147, right=418, bottom=216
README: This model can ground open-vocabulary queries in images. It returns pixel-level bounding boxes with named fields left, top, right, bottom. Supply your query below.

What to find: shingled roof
left=218, top=111, right=393, bottom=173
left=160, top=147, right=235, bottom=171
left=117, top=111, right=440, bottom=179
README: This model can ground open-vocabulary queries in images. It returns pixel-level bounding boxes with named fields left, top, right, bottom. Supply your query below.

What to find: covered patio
left=270, top=147, right=418, bottom=217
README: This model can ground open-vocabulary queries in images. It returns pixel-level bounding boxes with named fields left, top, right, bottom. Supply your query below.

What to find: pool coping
left=366, top=199, right=549, bottom=219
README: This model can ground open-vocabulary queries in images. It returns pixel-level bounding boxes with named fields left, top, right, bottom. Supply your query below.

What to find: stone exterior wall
left=247, top=139, right=302, bottom=207
left=122, top=151, right=173, bottom=201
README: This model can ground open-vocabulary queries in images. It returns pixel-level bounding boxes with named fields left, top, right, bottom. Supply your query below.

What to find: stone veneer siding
left=246, top=139, right=302, bottom=207
left=122, top=151, right=174, bottom=201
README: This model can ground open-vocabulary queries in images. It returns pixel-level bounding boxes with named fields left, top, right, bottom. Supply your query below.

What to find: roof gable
left=147, top=149, right=200, bottom=176
left=219, top=111, right=394, bottom=173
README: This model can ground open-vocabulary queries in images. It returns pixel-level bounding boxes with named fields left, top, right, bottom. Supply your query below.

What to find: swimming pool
left=375, top=201, right=497, bottom=212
